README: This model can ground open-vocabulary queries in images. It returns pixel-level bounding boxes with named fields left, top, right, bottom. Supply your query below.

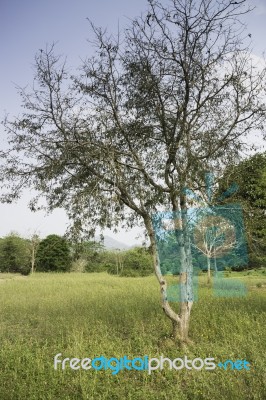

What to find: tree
left=36, top=234, right=71, bottom=272
left=70, top=239, right=104, bottom=261
left=121, top=247, right=153, bottom=276
left=1, top=0, right=266, bottom=343
left=193, top=214, right=236, bottom=283
left=217, top=152, right=266, bottom=268
left=114, top=249, right=124, bottom=276
left=0, top=233, right=31, bottom=275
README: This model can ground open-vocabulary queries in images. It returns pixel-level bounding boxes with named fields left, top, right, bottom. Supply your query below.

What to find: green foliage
left=70, top=240, right=104, bottom=262
left=69, top=240, right=108, bottom=272
left=217, top=152, right=266, bottom=269
left=1, top=0, right=265, bottom=244
left=0, top=233, right=31, bottom=275
left=107, top=247, right=153, bottom=277
left=85, top=249, right=111, bottom=273
left=36, top=234, right=71, bottom=272
left=123, top=247, right=153, bottom=276
left=70, top=243, right=153, bottom=277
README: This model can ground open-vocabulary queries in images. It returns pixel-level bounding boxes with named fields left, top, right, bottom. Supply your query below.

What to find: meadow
left=0, top=271, right=265, bottom=399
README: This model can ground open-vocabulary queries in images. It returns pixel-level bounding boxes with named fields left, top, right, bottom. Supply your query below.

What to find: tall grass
left=0, top=272, right=265, bottom=399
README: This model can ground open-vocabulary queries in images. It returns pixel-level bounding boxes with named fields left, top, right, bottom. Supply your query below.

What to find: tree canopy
left=1, top=0, right=265, bottom=238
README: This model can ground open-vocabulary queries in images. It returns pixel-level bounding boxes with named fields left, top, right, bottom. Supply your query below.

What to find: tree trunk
left=179, top=299, right=193, bottom=342
left=30, top=234, right=39, bottom=274
left=178, top=231, right=194, bottom=342
left=207, top=257, right=211, bottom=284
left=145, top=217, right=193, bottom=344
left=31, top=247, right=35, bottom=274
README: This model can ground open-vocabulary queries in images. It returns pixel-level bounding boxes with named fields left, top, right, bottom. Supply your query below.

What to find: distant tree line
left=0, top=233, right=153, bottom=276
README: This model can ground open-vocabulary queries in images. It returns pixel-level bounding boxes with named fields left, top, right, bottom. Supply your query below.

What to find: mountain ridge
left=96, top=235, right=135, bottom=250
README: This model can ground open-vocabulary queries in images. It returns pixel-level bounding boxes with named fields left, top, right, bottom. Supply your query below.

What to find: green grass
left=0, top=272, right=265, bottom=399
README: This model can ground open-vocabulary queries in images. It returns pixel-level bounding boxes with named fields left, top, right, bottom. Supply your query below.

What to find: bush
left=124, top=247, right=153, bottom=274
left=0, top=233, right=31, bottom=275
left=19, top=264, right=31, bottom=276
left=85, top=250, right=116, bottom=272
left=36, top=235, right=71, bottom=272
left=107, top=247, right=153, bottom=277
left=70, top=259, right=87, bottom=273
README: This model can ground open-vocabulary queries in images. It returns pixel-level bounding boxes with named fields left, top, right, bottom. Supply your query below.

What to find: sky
left=0, top=0, right=266, bottom=244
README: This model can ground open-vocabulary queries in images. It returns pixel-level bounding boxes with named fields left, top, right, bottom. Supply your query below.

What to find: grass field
left=0, top=271, right=265, bottom=399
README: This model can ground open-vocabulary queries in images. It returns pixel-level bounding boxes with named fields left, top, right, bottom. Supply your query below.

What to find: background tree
left=0, top=233, right=31, bottom=275
left=217, top=152, right=266, bottom=268
left=193, top=215, right=236, bottom=283
left=1, top=0, right=266, bottom=343
left=107, top=247, right=153, bottom=277
left=70, top=239, right=104, bottom=261
left=36, top=234, right=71, bottom=272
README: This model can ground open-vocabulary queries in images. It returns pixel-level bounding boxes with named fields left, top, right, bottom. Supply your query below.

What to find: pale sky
left=0, top=0, right=266, bottom=243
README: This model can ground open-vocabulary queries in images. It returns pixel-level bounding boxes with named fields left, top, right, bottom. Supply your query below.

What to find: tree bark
left=178, top=230, right=194, bottom=342
left=145, top=216, right=193, bottom=344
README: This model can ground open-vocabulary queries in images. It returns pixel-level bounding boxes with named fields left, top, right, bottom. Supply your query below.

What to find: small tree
left=71, top=240, right=104, bottom=261
left=71, top=239, right=106, bottom=272
left=122, top=247, right=153, bottom=276
left=193, top=215, right=236, bottom=283
left=36, top=234, right=71, bottom=272
left=0, top=233, right=31, bottom=275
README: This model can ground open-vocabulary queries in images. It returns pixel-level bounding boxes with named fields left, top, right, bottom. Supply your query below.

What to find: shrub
left=36, top=235, right=71, bottom=272
left=107, top=247, right=153, bottom=277
left=85, top=250, right=116, bottom=272
left=70, top=259, right=87, bottom=273
left=0, top=233, right=31, bottom=275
